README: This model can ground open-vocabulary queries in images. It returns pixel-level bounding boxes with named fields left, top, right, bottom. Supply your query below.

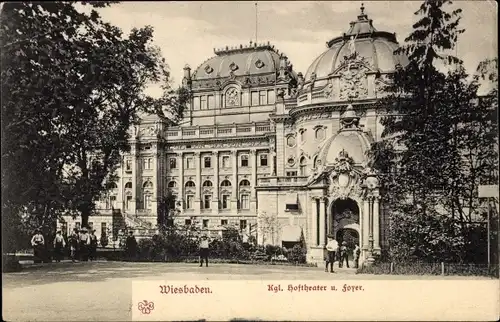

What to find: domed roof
left=304, top=5, right=408, bottom=83
left=193, top=43, right=282, bottom=80
left=317, top=105, right=372, bottom=165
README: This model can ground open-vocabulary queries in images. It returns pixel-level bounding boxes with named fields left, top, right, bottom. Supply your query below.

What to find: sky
left=91, top=1, right=497, bottom=95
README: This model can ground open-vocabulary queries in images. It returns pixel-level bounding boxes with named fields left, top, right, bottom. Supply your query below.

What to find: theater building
left=60, top=6, right=408, bottom=263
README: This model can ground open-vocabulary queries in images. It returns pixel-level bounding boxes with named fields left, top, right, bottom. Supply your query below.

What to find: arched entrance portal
left=330, top=198, right=360, bottom=248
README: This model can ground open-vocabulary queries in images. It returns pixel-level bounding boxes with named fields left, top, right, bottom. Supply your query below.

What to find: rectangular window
left=126, top=195, right=133, bottom=210
left=221, top=219, right=228, bottom=226
left=203, top=194, right=212, bottom=209
left=222, top=195, right=230, bottom=209
left=260, top=154, right=268, bottom=166
left=144, top=195, right=152, bottom=210
left=286, top=171, right=298, bottom=177
left=169, top=158, right=177, bottom=169
left=143, top=158, right=152, bottom=170
left=241, top=155, right=249, bottom=167
left=193, top=96, right=200, bottom=110
left=186, top=195, right=194, bottom=209
left=204, top=156, right=211, bottom=168
left=207, top=95, right=215, bottom=109
left=109, top=196, right=116, bottom=209
left=186, top=157, right=194, bottom=169
left=200, top=96, right=207, bottom=110
left=185, top=219, right=192, bottom=226
left=75, top=222, right=81, bottom=230
left=125, top=159, right=132, bottom=171
left=240, top=220, right=247, bottom=231
left=259, top=91, right=268, bottom=105
left=222, top=156, right=230, bottom=168
left=267, top=90, right=276, bottom=104
left=251, top=91, right=259, bottom=106
left=240, top=194, right=250, bottom=210
left=203, top=219, right=209, bottom=228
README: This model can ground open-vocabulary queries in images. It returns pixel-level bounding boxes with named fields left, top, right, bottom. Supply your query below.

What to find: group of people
left=324, top=234, right=361, bottom=273
left=31, top=227, right=99, bottom=263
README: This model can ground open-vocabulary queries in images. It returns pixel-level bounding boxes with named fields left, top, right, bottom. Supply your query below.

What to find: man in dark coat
left=69, top=228, right=79, bottom=262
left=125, top=231, right=137, bottom=261
left=88, top=229, right=98, bottom=261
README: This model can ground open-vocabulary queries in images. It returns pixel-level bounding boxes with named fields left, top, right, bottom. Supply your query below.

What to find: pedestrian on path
left=199, top=234, right=210, bottom=267
left=53, top=230, right=66, bottom=262
left=125, top=231, right=137, bottom=261
left=79, top=227, right=91, bottom=261
left=89, top=229, right=98, bottom=261
left=324, top=235, right=338, bottom=273
left=353, top=244, right=361, bottom=269
left=69, top=228, right=79, bottom=262
left=339, top=241, right=349, bottom=268
left=31, top=229, right=45, bottom=264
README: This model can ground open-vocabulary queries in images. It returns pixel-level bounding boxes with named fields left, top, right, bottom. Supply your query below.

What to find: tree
left=370, top=0, right=497, bottom=262
left=257, top=211, right=282, bottom=245
left=156, top=189, right=178, bottom=232
left=1, top=2, right=188, bottom=245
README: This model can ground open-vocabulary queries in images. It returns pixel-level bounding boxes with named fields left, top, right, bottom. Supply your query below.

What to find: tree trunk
left=81, top=210, right=90, bottom=228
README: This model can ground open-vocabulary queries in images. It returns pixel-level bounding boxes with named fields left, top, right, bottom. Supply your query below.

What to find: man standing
left=199, top=234, right=210, bottom=267
left=353, top=244, right=361, bottom=269
left=52, top=230, right=66, bottom=262
left=69, top=228, right=79, bottom=262
left=125, top=231, right=137, bottom=261
left=339, top=241, right=349, bottom=268
left=89, top=229, right=98, bottom=261
left=31, top=229, right=45, bottom=264
left=325, top=235, right=338, bottom=273
left=79, top=227, right=90, bottom=261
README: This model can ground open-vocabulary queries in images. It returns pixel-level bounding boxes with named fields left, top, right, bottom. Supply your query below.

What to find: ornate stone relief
left=323, top=79, right=335, bottom=99
left=339, top=66, right=368, bottom=100
left=225, top=87, right=240, bottom=107
left=166, top=139, right=268, bottom=150
left=295, top=112, right=332, bottom=124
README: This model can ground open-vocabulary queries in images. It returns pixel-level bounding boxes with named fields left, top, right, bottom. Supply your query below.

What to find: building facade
left=60, top=6, right=409, bottom=263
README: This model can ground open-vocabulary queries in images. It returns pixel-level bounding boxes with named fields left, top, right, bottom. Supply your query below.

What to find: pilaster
left=319, top=197, right=326, bottom=247
left=250, top=149, right=257, bottom=212
left=373, top=196, right=380, bottom=251
left=231, top=150, right=238, bottom=210
left=178, top=152, right=184, bottom=213
left=194, top=152, right=201, bottom=213
left=212, top=151, right=219, bottom=211
left=310, top=197, right=318, bottom=246
left=362, top=198, right=370, bottom=250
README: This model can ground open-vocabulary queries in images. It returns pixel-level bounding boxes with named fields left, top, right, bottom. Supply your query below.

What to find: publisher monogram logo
left=137, top=300, right=155, bottom=314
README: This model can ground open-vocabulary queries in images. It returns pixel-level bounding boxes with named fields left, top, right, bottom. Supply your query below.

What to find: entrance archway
left=330, top=198, right=360, bottom=246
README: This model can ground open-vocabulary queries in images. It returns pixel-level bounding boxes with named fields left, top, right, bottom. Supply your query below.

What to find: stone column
left=231, top=150, right=238, bottom=210
left=373, top=196, right=380, bottom=251
left=250, top=149, right=257, bottom=212
left=362, top=198, right=370, bottom=250
left=269, top=147, right=276, bottom=176
left=130, top=141, right=138, bottom=213
left=310, top=197, right=318, bottom=246
left=178, top=152, right=184, bottom=213
left=194, top=152, right=201, bottom=212
left=212, top=151, right=219, bottom=211
left=319, top=197, right=326, bottom=247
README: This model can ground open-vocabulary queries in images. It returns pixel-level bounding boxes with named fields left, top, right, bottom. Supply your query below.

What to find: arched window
left=124, top=182, right=132, bottom=189
left=315, top=127, right=325, bottom=141
left=109, top=182, right=118, bottom=189
left=239, top=180, right=250, bottom=187
left=185, top=181, right=196, bottom=187
left=203, top=180, right=213, bottom=187
left=143, top=181, right=153, bottom=189
left=167, top=181, right=177, bottom=188
left=299, top=157, right=308, bottom=176
left=220, top=180, right=232, bottom=187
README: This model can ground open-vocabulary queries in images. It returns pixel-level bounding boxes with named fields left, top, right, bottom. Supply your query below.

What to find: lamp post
left=478, top=184, right=499, bottom=267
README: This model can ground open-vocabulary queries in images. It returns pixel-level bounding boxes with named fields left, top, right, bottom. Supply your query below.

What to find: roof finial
left=360, top=3, right=365, bottom=15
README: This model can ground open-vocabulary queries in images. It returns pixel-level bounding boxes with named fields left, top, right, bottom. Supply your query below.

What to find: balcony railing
left=165, top=122, right=273, bottom=140
left=257, top=176, right=309, bottom=187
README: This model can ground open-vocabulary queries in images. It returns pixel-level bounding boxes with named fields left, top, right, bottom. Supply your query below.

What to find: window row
left=184, top=194, right=251, bottom=210
left=168, top=179, right=251, bottom=188
left=192, top=90, right=276, bottom=110
left=184, top=218, right=248, bottom=231
left=169, top=154, right=268, bottom=169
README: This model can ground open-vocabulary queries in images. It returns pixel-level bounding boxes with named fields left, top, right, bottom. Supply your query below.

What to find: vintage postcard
left=2, top=1, right=498, bottom=321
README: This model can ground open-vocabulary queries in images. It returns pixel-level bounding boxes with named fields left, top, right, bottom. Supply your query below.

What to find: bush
left=250, top=248, right=269, bottom=261
left=287, top=244, right=306, bottom=264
